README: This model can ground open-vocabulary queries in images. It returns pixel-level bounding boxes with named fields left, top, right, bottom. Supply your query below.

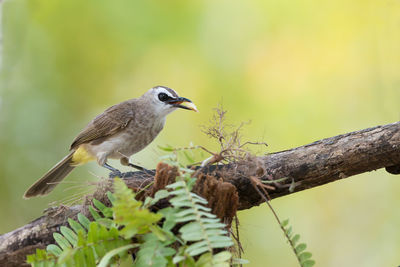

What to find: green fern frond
left=166, top=172, right=233, bottom=262
left=135, top=233, right=176, bottom=267
left=281, top=219, right=316, bottom=267
left=26, top=248, right=56, bottom=266
left=27, top=190, right=135, bottom=266
left=112, top=178, right=163, bottom=239
left=27, top=220, right=131, bottom=267
left=56, top=222, right=130, bottom=266
left=93, top=198, right=113, bottom=218
left=143, top=189, right=169, bottom=208
left=27, top=146, right=237, bottom=267
left=98, top=244, right=138, bottom=267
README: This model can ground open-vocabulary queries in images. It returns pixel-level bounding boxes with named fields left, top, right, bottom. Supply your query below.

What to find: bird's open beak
left=168, top=97, right=198, bottom=112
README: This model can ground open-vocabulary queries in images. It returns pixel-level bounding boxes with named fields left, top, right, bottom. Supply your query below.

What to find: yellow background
left=1, top=0, right=400, bottom=266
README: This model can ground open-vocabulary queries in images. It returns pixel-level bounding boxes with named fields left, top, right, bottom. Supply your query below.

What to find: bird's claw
left=109, top=170, right=123, bottom=179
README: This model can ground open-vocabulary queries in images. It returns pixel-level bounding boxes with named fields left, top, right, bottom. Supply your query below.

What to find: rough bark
left=1, top=121, right=399, bottom=266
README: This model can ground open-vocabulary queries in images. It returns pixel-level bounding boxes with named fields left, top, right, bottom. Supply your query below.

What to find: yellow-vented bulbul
left=24, top=86, right=197, bottom=198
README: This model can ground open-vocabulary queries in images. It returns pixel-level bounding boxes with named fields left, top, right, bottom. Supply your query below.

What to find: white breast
left=86, top=116, right=166, bottom=165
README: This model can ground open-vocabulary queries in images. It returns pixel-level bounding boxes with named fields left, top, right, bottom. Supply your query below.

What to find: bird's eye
left=158, top=92, right=170, bottom=102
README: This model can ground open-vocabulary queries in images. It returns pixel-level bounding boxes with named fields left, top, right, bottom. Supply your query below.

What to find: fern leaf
left=27, top=248, right=56, bottom=266
left=299, top=252, right=312, bottom=262
left=106, top=191, right=116, bottom=205
left=77, top=214, right=91, bottom=230
left=167, top=175, right=233, bottom=258
left=53, top=233, right=71, bottom=250
left=144, top=189, right=169, bottom=208
left=98, top=244, right=138, bottom=267
left=113, top=178, right=162, bottom=239
left=47, top=244, right=62, bottom=257
left=175, top=215, right=197, bottom=223
left=280, top=219, right=316, bottom=267
left=158, top=207, right=178, bottom=232
left=302, top=260, right=316, bottom=267
left=295, top=243, right=307, bottom=254
left=93, top=198, right=113, bottom=218
left=57, top=223, right=129, bottom=265
left=136, top=234, right=176, bottom=267
left=212, top=251, right=232, bottom=266
left=83, top=246, right=96, bottom=266
left=87, top=222, right=100, bottom=244
left=88, top=205, right=102, bottom=220
left=72, top=248, right=85, bottom=267
left=281, top=219, right=289, bottom=227
left=292, top=234, right=300, bottom=245
left=57, top=247, right=76, bottom=264
left=68, top=218, right=86, bottom=235
left=172, top=255, right=186, bottom=265
left=60, top=226, right=78, bottom=246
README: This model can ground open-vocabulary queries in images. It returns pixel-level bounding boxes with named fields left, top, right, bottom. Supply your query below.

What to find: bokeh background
left=1, top=0, right=400, bottom=266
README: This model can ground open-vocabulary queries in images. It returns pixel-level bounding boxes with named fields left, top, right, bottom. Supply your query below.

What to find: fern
left=166, top=170, right=234, bottom=265
left=27, top=214, right=131, bottom=266
left=26, top=248, right=56, bottom=266
left=112, top=178, right=163, bottom=239
left=27, top=177, right=234, bottom=267
left=27, top=144, right=236, bottom=267
left=112, top=178, right=178, bottom=267
left=281, top=219, right=315, bottom=267
left=135, top=233, right=176, bottom=267
left=250, top=175, right=316, bottom=267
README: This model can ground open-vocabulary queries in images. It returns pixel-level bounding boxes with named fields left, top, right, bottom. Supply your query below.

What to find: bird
left=24, top=86, right=198, bottom=198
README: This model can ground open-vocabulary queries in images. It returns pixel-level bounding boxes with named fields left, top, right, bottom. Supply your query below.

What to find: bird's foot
left=127, top=163, right=155, bottom=176
left=103, top=163, right=124, bottom=178
left=109, top=170, right=123, bottom=179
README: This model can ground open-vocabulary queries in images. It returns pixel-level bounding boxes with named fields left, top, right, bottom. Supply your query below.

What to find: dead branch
left=1, top=121, right=399, bottom=266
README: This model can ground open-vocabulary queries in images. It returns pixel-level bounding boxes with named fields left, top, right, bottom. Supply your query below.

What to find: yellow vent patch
left=71, top=146, right=95, bottom=166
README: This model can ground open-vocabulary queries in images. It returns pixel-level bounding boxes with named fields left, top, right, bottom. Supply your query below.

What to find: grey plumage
left=23, top=151, right=75, bottom=198
left=24, top=86, right=197, bottom=198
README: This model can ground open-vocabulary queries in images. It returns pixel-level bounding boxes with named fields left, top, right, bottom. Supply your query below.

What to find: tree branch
left=1, top=121, right=399, bottom=266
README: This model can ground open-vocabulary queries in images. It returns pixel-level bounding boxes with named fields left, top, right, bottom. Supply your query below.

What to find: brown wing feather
left=70, top=101, right=134, bottom=150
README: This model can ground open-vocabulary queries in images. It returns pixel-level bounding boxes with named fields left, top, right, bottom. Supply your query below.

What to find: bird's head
left=144, top=86, right=198, bottom=116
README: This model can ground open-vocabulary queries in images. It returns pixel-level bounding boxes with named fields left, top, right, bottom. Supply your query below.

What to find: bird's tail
left=24, top=151, right=76, bottom=198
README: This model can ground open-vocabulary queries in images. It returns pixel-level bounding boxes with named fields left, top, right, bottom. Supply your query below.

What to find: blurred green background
left=1, top=0, right=400, bottom=266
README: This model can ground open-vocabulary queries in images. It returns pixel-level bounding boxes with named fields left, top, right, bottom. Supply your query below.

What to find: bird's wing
left=70, top=101, right=134, bottom=150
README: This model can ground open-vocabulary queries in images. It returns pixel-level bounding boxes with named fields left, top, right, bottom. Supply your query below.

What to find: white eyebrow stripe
left=155, top=86, right=178, bottom=98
